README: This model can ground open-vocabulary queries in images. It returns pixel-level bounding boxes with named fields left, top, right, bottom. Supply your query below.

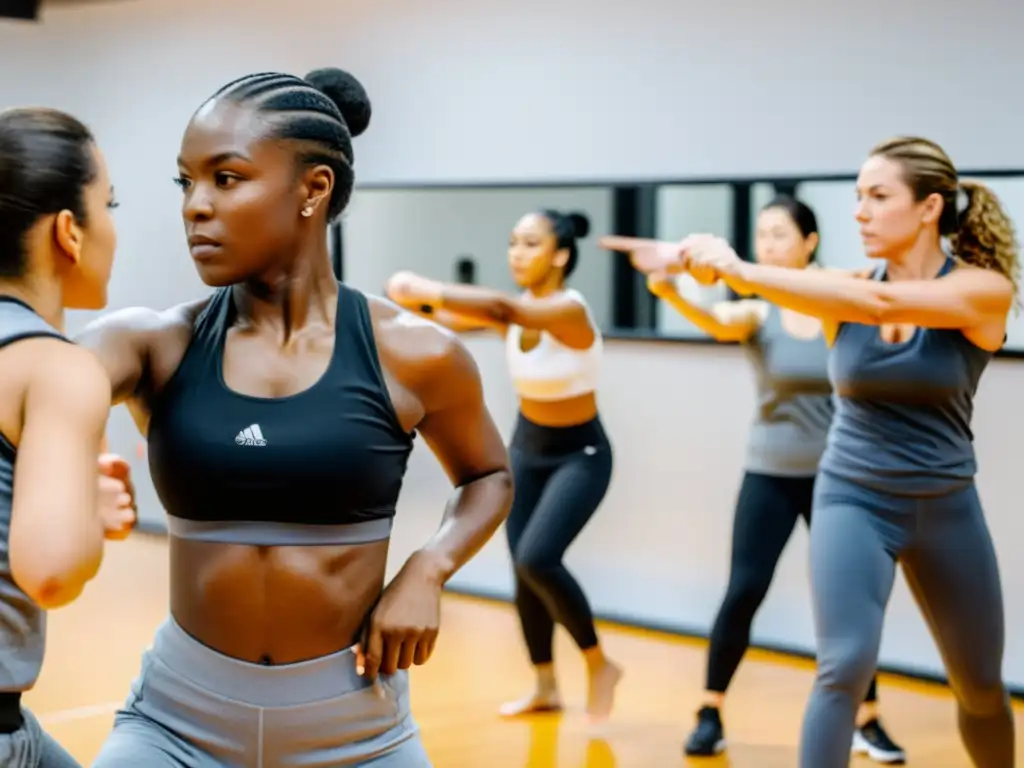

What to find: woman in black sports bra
left=76, top=68, right=513, bottom=767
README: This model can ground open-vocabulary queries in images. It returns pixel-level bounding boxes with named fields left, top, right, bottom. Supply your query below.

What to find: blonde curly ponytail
left=950, top=179, right=1019, bottom=298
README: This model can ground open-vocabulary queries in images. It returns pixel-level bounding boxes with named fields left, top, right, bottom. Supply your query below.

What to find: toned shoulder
left=951, top=262, right=1013, bottom=286
left=365, top=293, right=480, bottom=392
left=80, top=297, right=211, bottom=342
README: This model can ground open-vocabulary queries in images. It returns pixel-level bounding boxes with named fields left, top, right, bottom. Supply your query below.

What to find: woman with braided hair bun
left=78, top=67, right=514, bottom=767
left=387, top=209, right=622, bottom=725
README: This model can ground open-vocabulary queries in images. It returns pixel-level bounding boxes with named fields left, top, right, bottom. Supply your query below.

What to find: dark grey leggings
left=800, top=472, right=1013, bottom=767
left=505, top=413, right=612, bottom=666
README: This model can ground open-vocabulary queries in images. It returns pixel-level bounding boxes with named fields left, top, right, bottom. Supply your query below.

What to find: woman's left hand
left=354, top=553, right=442, bottom=680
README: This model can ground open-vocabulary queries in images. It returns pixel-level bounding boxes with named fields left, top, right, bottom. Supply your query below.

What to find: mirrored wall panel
left=342, top=186, right=616, bottom=330
left=340, top=171, right=1024, bottom=353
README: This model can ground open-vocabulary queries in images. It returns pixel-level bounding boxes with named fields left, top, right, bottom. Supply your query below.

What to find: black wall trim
left=352, top=166, right=1024, bottom=192
left=610, top=186, right=658, bottom=329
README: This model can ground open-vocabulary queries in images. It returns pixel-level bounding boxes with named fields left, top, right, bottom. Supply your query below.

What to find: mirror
left=339, top=173, right=1024, bottom=353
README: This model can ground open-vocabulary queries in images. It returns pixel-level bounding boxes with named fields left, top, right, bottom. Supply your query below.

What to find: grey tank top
left=742, top=303, right=834, bottom=477
left=819, top=257, right=993, bottom=497
left=0, top=297, right=67, bottom=691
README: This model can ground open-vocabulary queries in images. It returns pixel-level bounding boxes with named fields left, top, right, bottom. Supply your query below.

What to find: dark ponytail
left=0, top=107, right=97, bottom=278
left=539, top=209, right=590, bottom=277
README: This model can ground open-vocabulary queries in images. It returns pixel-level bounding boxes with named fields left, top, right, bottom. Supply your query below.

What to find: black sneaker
left=852, top=718, right=907, bottom=764
left=683, top=706, right=726, bottom=757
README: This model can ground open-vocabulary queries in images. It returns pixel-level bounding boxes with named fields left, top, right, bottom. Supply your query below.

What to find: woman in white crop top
left=386, top=209, right=621, bottom=724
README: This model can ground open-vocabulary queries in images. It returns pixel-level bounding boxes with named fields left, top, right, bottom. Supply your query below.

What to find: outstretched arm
left=408, top=305, right=507, bottom=335
left=646, top=273, right=765, bottom=342
left=683, top=235, right=1012, bottom=345
left=602, top=234, right=1012, bottom=348
left=387, top=271, right=594, bottom=348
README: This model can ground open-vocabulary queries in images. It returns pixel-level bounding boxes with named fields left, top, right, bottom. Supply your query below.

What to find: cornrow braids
left=202, top=68, right=371, bottom=220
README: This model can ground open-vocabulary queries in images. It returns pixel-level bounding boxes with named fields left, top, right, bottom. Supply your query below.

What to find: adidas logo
left=235, top=424, right=267, bottom=447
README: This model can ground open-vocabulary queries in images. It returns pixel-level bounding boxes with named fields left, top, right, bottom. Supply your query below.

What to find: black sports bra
left=147, top=285, right=415, bottom=546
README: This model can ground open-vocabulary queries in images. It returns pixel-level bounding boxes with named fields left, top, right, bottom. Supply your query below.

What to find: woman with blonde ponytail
left=605, top=136, right=1017, bottom=767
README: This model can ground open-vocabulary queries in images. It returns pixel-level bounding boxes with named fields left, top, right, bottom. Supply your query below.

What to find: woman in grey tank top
left=0, top=108, right=137, bottom=766
left=646, top=197, right=903, bottom=763
left=629, top=136, right=1017, bottom=768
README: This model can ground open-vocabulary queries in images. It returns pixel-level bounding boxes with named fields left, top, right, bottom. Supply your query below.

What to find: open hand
left=354, top=557, right=442, bottom=680
left=385, top=271, right=443, bottom=309
left=97, top=453, right=136, bottom=541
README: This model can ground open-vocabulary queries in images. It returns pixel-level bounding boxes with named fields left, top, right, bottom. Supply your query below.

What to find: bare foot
left=585, top=659, right=623, bottom=724
left=498, top=690, right=563, bottom=717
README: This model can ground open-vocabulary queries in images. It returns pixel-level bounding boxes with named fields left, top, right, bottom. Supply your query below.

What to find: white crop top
left=505, top=289, right=603, bottom=402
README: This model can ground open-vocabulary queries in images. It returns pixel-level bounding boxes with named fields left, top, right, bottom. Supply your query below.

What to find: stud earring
left=301, top=207, right=313, bottom=217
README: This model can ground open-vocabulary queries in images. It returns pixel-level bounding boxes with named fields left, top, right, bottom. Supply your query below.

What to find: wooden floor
left=28, top=536, right=1022, bottom=767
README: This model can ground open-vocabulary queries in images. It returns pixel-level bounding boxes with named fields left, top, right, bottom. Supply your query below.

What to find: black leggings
left=505, top=413, right=612, bottom=666
left=705, top=472, right=878, bottom=703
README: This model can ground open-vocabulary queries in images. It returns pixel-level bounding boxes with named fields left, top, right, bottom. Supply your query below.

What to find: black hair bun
left=304, top=68, right=371, bottom=138
left=567, top=212, right=590, bottom=239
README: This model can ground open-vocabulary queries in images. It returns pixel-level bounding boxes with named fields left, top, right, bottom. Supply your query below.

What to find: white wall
left=1, top=0, right=1023, bottom=189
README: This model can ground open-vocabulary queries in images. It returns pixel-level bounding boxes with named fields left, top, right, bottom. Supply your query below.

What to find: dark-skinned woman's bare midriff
left=169, top=537, right=390, bottom=664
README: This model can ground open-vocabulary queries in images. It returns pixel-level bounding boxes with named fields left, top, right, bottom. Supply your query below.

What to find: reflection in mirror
left=341, top=186, right=615, bottom=330
left=519, top=715, right=618, bottom=768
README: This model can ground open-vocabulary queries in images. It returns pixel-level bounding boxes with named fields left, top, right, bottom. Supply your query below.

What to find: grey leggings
left=0, top=708, right=80, bottom=767
left=91, top=618, right=431, bottom=768
left=800, top=472, right=1013, bottom=767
